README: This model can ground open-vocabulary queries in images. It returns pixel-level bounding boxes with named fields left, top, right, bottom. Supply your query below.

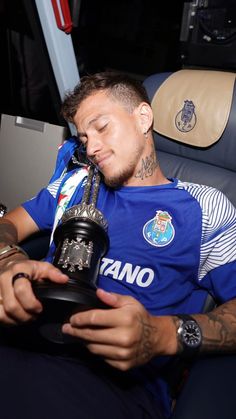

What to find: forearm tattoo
left=0, top=220, right=18, bottom=246
left=135, top=151, right=158, bottom=181
left=198, top=299, right=236, bottom=353
left=136, top=316, right=157, bottom=363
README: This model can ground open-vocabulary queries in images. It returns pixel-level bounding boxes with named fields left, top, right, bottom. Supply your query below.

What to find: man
left=0, top=72, right=236, bottom=419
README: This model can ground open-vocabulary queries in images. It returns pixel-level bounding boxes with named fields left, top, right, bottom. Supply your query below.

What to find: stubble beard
left=103, top=146, right=142, bottom=188
left=101, top=141, right=143, bottom=188
left=103, top=164, right=136, bottom=188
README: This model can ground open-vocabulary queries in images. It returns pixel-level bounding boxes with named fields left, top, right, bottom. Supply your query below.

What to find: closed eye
left=98, top=123, right=108, bottom=133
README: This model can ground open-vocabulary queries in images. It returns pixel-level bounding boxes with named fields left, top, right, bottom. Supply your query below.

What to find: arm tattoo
left=135, top=151, right=158, bottom=181
left=136, top=316, right=157, bottom=363
left=198, top=299, right=236, bottom=353
left=0, top=220, right=18, bottom=247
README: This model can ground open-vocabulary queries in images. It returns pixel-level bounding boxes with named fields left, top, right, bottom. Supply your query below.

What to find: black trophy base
left=31, top=280, right=109, bottom=344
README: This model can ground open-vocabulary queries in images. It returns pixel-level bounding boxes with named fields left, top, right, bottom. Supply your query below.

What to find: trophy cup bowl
left=30, top=166, right=110, bottom=344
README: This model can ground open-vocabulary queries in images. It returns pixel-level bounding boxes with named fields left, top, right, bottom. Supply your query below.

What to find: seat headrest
left=151, top=69, right=236, bottom=147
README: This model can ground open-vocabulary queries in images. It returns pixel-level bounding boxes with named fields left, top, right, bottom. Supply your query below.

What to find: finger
left=62, top=323, right=134, bottom=347
left=85, top=342, right=134, bottom=362
left=104, top=359, right=133, bottom=371
left=68, top=306, right=130, bottom=328
left=1, top=260, right=68, bottom=284
left=11, top=261, right=68, bottom=316
left=68, top=297, right=142, bottom=329
left=62, top=322, right=136, bottom=365
left=12, top=277, right=43, bottom=314
left=0, top=303, right=21, bottom=325
left=96, top=289, right=119, bottom=307
left=0, top=265, right=41, bottom=321
left=0, top=280, right=39, bottom=323
left=0, top=261, right=68, bottom=323
left=0, top=299, right=37, bottom=325
left=0, top=296, right=16, bottom=324
left=26, top=261, right=69, bottom=283
left=0, top=269, right=34, bottom=320
left=96, top=288, right=138, bottom=309
left=84, top=342, right=136, bottom=370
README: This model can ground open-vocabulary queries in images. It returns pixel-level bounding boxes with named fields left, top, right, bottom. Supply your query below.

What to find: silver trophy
left=32, top=164, right=110, bottom=343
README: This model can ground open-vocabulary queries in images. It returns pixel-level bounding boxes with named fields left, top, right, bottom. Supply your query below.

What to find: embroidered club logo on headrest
left=143, top=210, right=175, bottom=247
left=175, top=100, right=196, bottom=132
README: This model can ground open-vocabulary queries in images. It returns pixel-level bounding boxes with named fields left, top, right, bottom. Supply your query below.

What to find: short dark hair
left=61, top=72, right=150, bottom=122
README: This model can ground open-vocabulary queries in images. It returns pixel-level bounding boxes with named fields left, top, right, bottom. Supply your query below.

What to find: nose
left=86, top=135, right=102, bottom=159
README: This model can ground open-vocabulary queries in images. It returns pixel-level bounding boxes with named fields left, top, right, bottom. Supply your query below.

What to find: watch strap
left=177, top=314, right=195, bottom=323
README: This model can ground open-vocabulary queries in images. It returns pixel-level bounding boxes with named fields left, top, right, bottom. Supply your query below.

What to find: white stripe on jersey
left=49, top=168, right=88, bottom=244
left=177, top=180, right=236, bottom=280
left=47, top=174, right=66, bottom=198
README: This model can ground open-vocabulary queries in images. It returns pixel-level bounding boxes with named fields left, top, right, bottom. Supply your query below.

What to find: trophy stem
left=91, top=170, right=101, bottom=206
left=82, top=165, right=94, bottom=205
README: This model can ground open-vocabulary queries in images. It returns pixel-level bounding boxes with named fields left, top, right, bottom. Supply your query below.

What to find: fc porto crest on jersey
left=175, top=100, right=196, bottom=132
left=143, top=210, right=175, bottom=247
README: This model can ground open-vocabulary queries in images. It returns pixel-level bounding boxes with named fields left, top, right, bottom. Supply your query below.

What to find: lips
left=94, top=153, right=113, bottom=169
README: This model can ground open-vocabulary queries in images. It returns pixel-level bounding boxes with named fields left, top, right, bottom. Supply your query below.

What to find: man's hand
left=62, top=288, right=177, bottom=370
left=0, top=260, right=68, bottom=325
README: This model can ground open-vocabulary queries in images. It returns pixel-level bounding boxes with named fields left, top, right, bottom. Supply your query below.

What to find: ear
left=135, top=102, right=153, bottom=134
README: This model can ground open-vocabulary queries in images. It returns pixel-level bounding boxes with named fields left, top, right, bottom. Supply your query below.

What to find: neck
left=134, top=149, right=158, bottom=180
left=133, top=142, right=170, bottom=186
left=128, top=144, right=170, bottom=187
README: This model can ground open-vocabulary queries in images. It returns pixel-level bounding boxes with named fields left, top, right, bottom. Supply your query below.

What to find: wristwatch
left=176, top=314, right=202, bottom=357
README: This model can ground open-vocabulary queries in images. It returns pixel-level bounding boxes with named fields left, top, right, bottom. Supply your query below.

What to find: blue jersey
left=22, top=140, right=236, bottom=418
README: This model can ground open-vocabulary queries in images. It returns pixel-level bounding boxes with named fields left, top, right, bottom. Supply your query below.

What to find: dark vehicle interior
left=2, top=0, right=236, bottom=127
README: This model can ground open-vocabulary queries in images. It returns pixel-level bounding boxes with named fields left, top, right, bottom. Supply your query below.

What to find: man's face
left=74, top=90, right=147, bottom=187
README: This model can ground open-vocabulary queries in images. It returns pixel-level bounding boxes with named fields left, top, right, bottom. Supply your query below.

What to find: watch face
left=182, top=320, right=202, bottom=348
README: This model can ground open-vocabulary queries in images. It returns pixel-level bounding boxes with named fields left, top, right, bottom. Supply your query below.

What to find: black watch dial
left=182, top=320, right=202, bottom=348
left=177, top=315, right=202, bottom=356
